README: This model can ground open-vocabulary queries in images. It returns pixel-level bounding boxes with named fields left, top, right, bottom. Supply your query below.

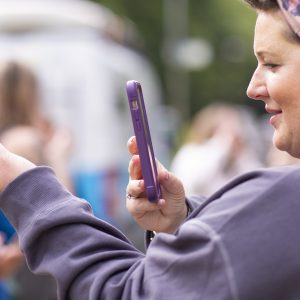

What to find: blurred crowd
left=0, top=1, right=300, bottom=300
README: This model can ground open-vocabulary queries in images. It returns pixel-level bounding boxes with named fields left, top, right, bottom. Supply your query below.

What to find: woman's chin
left=273, top=133, right=288, bottom=154
left=273, top=135, right=300, bottom=159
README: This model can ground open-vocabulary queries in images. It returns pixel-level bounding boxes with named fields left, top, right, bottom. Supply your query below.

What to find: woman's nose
left=246, top=68, right=268, bottom=101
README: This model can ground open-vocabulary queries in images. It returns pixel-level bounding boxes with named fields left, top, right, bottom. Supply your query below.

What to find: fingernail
left=138, top=180, right=143, bottom=187
left=158, top=199, right=165, bottom=206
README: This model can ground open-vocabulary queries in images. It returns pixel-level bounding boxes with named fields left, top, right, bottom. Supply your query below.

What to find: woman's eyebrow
left=255, top=50, right=269, bottom=59
left=255, top=50, right=280, bottom=59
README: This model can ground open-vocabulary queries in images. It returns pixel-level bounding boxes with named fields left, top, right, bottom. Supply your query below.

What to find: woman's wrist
left=147, top=200, right=191, bottom=245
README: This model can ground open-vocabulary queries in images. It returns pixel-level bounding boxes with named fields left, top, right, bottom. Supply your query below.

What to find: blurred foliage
left=93, top=0, right=264, bottom=120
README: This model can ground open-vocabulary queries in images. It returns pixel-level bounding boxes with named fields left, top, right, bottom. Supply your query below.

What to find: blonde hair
left=186, top=103, right=238, bottom=144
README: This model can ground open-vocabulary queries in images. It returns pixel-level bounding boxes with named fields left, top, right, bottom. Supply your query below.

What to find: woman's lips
left=269, top=112, right=282, bottom=126
left=265, top=106, right=282, bottom=127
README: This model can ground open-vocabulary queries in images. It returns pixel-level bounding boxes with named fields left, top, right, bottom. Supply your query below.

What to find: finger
left=126, top=179, right=145, bottom=198
left=127, top=136, right=138, bottom=155
left=128, top=155, right=142, bottom=180
left=158, top=169, right=185, bottom=196
left=156, top=159, right=167, bottom=172
left=126, top=196, right=161, bottom=215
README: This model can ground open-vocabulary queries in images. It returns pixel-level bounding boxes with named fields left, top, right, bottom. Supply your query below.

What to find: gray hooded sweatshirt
left=1, top=166, right=300, bottom=300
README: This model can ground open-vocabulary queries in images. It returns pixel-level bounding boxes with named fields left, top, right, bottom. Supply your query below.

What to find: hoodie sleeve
left=0, top=167, right=236, bottom=300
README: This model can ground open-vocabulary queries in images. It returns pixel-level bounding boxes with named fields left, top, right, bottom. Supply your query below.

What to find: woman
left=0, top=62, right=72, bottom=300
left=0, top=0, right=299, bottom=299
left=170, top=103, right=263, bottom=196
left=0, top=61, right=73, bottom=191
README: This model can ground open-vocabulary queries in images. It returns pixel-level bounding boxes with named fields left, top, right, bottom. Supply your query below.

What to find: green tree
left=93, top=0, right=261, bottom=119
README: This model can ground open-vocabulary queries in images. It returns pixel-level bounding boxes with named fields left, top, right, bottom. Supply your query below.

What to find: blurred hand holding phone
left=126, top=80, right=161, bottom=202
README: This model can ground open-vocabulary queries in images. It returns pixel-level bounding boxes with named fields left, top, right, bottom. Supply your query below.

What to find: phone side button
left=133, top=109, right=139, bottom=121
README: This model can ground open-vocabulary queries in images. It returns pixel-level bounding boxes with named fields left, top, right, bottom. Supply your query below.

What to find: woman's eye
left=264, top=63, right=279, bottom=69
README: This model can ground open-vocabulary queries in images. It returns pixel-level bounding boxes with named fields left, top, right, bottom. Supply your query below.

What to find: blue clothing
left=0, top=206, right=15, bottom=300
left=0, top=210, right=15, bottom=243
left=0, top=282, right=10, bottom=300
left=1, top=166, right=300, bottom=299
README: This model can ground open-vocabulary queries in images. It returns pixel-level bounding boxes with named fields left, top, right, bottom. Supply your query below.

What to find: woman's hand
left=0, top=143, right=35, bottom=192
left=126, top=136, right=187, bottom=234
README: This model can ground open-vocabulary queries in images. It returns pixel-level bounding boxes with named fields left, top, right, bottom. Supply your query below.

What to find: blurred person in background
left=0, top=61, right=73, bottom=193
left=0, top=61, right=73, bottom=300
left=170, top=103, right=263, bottom=196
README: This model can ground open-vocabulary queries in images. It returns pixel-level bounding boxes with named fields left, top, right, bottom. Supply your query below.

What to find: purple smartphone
left=126, top=80, right=161, bottom=202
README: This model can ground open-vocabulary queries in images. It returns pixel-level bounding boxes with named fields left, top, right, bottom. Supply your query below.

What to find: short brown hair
left=244, top=0, right=279, bottom=10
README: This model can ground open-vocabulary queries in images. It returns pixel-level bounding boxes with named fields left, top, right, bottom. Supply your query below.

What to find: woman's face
left=247, top=10, right=300, bottom=158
